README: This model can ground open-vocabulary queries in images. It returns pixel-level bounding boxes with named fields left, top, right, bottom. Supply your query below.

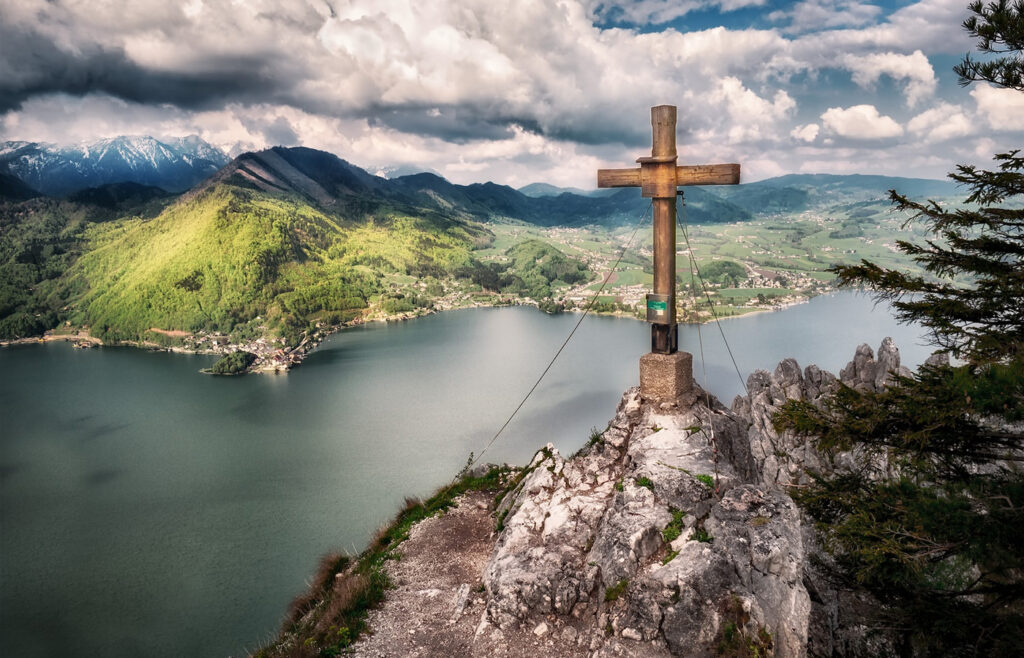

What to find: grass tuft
left=713, top=595, right=773, bottom=657
left=286, top=553, right=351, bottom=624
left=604, top=579, right=629, bottom=602
left=662, top=507, right=686, bottom=543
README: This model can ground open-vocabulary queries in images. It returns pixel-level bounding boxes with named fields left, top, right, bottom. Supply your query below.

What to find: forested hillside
left=0, top=199, right=89, bottom=337
left=62, top=161, right=494, bottom=344
left=0, top=147, right=595, bottom=348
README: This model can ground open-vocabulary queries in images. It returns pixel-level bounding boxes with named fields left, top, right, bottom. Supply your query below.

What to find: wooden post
left=649, top=106, right=678, bottom=354
left=596, top=105, right=741, bottom=402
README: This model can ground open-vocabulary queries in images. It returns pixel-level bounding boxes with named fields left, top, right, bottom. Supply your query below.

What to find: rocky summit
left=343, top=339, right=917, bottom=658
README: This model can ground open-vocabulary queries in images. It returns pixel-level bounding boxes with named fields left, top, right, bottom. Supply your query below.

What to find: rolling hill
left=62, top=148, right=494, bottom=344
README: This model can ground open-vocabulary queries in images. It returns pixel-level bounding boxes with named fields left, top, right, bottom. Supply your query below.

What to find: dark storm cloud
left=0, top=3, right=639, bottom=148
left=0, top=23, right=286, bottom=113
left=365, top=104, right=648, bottom=148
left=540, top=117, right=648, bottom=148
left=367, top=107, right=538, bottom=144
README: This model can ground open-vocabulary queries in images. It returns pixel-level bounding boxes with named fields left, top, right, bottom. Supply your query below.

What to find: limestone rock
left=477, top=339, right=911, bottom=657
left=483, top=385, right=813, bottom=656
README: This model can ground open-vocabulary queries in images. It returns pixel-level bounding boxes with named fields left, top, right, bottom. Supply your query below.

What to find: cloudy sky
left=2, top=0, right=1022, bottom=188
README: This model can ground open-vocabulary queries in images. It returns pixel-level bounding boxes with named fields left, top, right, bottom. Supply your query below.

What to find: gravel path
left=351, top=490, right=591, bottom=658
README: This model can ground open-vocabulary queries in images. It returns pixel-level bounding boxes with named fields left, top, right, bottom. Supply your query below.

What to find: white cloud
left=821, top=105, right=904, bottom=139
left=791, top=123, right=819, bottom=142
left=907, top=103, right=974, bottom=141
left=971, top=85, right=1024, bottom=131
left=973, top=137, right=997, bottom=160
left=1, top=0, right=1021, bottom=186
left=789, top=0, right=972, bottom=54
left=841, top=50, right=936, bottom=107
left=705, top=77, right=796, bottom=143
left=717, top=0, right=770, bottom=10
left=771, top=0, right=882, bottom=32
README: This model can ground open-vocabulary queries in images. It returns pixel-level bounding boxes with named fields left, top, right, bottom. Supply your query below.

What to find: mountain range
left=1, top=136, right=963, bottom=227
left=0, top=135, right=230, bottom=197
left=192, top=146, right=753, bottom=226
left=0, top=138, right=968, bottom=346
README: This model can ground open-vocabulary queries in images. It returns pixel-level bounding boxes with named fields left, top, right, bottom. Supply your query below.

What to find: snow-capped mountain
left=0, top=135, right=230, bottom=196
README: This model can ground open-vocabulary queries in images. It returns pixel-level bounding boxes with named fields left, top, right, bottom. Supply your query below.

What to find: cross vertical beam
left=649, top=105, right=678, bottom=354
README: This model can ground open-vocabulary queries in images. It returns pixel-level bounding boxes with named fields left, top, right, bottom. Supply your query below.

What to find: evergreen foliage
left=954, top=0, right=1024, bottom=91
left=209, top=351, right=257, bottom=375
left=0, top=199, right=89, bottom=338
left=834, top=150, right=1024, bottom=363
left=774, top=7, right=1024, bottom=653
left=699, top=260, right=746, bottom=286
left=454, top=238, right=590, bottom=301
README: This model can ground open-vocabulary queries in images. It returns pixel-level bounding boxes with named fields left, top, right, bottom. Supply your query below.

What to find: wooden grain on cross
left=597, top=105, right=740, bottom=354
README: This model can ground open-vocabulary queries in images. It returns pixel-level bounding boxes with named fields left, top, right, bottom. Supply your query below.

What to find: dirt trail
left=351, top=490, right=590, bottom=658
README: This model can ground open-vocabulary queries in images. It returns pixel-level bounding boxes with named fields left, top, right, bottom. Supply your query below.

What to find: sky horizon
left=2, top=0, right=1022, bottom=188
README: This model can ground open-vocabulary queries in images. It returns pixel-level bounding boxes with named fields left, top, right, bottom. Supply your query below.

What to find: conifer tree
left=774, top=3, right=1024, bottom=654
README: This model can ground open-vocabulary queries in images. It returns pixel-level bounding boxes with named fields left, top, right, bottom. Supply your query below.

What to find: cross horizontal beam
left=597, top=163, right=740, bottom=189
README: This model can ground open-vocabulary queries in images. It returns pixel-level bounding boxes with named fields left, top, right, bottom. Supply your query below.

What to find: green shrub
left=662, top=508, right=686, bottom=543
left=210, top=350, right=256, bottom=375
left=605, top=579, right=629, bottom=602
left=695, top=473, right=714, bottom=489
left=635, top=476, right=654, bottom=491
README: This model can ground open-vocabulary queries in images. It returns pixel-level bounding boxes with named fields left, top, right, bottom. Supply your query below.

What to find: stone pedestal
left=640, top=351, right=693, bottom=405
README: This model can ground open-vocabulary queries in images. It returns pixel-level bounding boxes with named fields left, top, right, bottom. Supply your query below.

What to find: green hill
left=65, top=167, right=488, bottom=344
left=1, top=147, right=599, bottom=346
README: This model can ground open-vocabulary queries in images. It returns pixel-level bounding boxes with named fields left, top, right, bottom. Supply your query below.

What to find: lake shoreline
left=0, top=292, right=824, bottom=374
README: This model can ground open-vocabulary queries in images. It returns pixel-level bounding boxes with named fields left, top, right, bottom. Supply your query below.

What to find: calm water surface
left=0, top=292, right=930, bottom=657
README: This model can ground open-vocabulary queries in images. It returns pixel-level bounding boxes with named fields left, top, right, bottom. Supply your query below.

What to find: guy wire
left=456, top=200, right=654, bottom=479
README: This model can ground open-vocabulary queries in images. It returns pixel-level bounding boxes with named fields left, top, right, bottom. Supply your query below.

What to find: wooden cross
left=597, top=105, right=740, bottom=355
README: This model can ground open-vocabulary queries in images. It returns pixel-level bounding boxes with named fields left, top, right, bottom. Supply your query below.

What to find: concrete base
left=640, top=351, right=693, bottom=405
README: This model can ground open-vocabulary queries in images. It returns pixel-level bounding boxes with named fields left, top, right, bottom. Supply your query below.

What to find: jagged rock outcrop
left=478, top=339, right=917, bottom=657
left=482, top=389, right=808, bottom=656
left=733, top=337, right=913, bottom=488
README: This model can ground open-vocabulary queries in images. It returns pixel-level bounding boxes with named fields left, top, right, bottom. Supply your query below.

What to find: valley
left=0, top=140, right=960, bottom=373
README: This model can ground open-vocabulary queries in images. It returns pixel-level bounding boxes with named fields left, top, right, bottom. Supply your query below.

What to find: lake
left=0, top=292, right=931, bottom=657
